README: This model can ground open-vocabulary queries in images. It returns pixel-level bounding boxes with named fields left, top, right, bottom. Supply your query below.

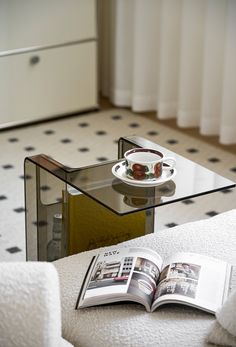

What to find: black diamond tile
left=230, top=167, right=236, bottom=173
left=19, top=174, right=32, bottom=180
left=147, top=131, right=158, bottom=136
left=78, top=147, right=89, bottom=152
left=40, top=185, right=51, bottom=191
left=78, top=122, right=89, bottom=127
left=24, top=146, right=35, bottom=151
left=111, top=115, right=122, bottom=120
left=129, top=123, right=140, bottom=128
left=6, top=246, right=22, bottom=254
left=96, top=130, right=107, bottom=135
left=167, top=139, right=178, bottom=145
left=206, top=211, right=219, bottom=217
left=221, top=189, right=233, bottom=194
left=208, top=157, right=220, bottom=163
left=33, top=220, right=48, bottom=227
left=2, top=164, right=14, bottom=169
left=97, top=157, right=108, bottom=162
left=182, top=199, right=195, bottom=205
left=13, top=207, right=26, bottom=213
left=61, top=138, right=72, bottom=143
left=186, top=148, right=199, bottom=153
left=8, top=137, right=19, bottom=142
left=0, top=195, right=7, bottom=200
left=44, top=130, right=55, bottom=135
left=165, top=223, right=179, bottom=228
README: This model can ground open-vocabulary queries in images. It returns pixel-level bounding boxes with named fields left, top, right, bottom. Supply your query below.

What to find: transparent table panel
left=24, top=136, right=235, bottom=261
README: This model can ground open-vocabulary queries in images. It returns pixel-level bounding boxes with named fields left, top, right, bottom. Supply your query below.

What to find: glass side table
left=24, top=136, right=235, bottom=261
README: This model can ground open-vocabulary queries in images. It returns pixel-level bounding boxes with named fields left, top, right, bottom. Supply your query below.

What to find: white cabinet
left=0, top=0, right=98, bottom=127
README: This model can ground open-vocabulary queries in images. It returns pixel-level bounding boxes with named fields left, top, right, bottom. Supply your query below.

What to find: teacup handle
left=160, top=157, right=176, bottom=170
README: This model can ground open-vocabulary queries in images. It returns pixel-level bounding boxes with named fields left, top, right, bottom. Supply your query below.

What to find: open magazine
left=76, top=247, right=232, bottom=314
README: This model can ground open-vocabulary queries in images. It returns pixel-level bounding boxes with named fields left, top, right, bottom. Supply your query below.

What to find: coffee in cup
left=124, top=148, right=176, bottom=181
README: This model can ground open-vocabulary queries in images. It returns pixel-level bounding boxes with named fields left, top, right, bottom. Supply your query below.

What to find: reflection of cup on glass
left=112, top=180, right=176, bottom=208
left=124, top=148, right=176, bottom=181
left=124, top=196, right=149, bottom=208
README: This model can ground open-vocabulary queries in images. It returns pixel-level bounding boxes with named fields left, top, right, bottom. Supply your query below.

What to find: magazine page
left=78, top=247, right=162, bottom=311
left=126, top=247, right=162, bottom=310
left=151, top=252, right=230, bottom=314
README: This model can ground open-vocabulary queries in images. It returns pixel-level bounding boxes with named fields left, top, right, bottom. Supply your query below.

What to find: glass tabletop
left=25, top=136, right=235, bottom=216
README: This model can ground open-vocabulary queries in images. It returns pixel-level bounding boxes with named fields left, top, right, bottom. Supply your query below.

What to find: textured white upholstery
left=54, top=209, right=236, bottom=347
left=208, top=287, right=236, bottom=347
left=0, top=262, right=73, bottom=347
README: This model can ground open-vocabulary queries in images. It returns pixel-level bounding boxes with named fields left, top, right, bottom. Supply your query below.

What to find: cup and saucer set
left=111, top=148, right=177, bottom=188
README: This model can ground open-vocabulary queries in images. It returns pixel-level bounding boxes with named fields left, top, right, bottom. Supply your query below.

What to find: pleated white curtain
left=99, top=0, right=236, bottom=145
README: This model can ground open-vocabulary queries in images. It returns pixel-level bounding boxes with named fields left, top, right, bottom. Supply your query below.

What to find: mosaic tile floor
left=0, top=108, right=235, bottom=261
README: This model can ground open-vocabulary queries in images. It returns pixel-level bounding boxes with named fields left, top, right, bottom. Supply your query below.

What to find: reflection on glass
left=112, top=180, right=176, bottom=208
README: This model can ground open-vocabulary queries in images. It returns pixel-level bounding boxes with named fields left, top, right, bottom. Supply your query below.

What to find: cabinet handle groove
left=29, top=55, right=40, bottom=65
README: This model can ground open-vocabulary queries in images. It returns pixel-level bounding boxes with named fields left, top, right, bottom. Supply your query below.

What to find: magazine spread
left=76, top=247, right=231, bottom=314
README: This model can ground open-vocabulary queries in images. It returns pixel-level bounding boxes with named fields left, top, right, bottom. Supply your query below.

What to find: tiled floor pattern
left=0, top=109, right=235, bottom=261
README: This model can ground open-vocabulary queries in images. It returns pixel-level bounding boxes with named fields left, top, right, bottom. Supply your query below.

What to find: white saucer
left=111, top=161, right=177, bottom=187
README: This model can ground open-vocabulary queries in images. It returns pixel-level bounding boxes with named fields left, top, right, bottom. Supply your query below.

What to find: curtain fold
left=220, top=0, right=236, bottom=144
left=158, top=0, right=181, bottom=119
left=177, top=0, right=206, bottom=128
left=99, top=0, right=236, bottom=145
left=200, top=0, right=226, bottom=136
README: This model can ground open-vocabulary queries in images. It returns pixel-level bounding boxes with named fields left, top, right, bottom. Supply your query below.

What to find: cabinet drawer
left=0, top=0, right=96, bottom=53
left=0, top=42, right=97, bottom=125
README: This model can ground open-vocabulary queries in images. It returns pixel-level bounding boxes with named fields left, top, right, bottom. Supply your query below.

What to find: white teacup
left=124, top=148, right=176, bottom=181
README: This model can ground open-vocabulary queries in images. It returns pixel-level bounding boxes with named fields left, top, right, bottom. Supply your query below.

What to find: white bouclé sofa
left=0, top=262, right=73, bottom=347
left=1, top=210, right=236, bottom=347
left=54, top=209, right=236, bottom=347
